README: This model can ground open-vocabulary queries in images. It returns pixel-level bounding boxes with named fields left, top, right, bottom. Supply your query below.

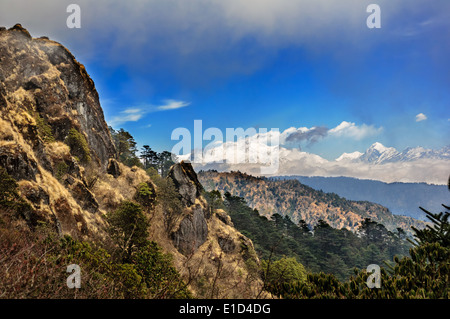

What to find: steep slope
left=0, top=24, right=122, bottom=238
left=0, top=25, right=263, bottom=298
left=158, top=161, right=263, bottom=298
left=198, top=170, right=425, bottom=234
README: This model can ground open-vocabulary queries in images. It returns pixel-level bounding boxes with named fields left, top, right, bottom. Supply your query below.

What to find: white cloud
left=109, top=107, right=146, bottom=126
left=108, top=99, right=190, bottom=126
left=122, top=108, right=143, bottom=114
left=175, top=122, right=447, bottom=184
left=328, top=121, right=383, bottom=140
left=157, top=100, right=190, bottom=111
left=415, top=113, right=427, bottom=122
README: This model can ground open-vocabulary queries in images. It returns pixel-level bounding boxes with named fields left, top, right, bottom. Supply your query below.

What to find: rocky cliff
left=0, top=24, right=121, bottom=237
left=0, top=24, right=263, bottom=298
left=159, top=161, right=263, bottom=297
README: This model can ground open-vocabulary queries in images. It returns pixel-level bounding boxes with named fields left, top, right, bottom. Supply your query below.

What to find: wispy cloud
left=108, top=99, right=190, bottom=126
left=415, top=113, right=427, bottom=122
left=109, top=108, right=146, bottom=126
left=157, top=99, right=190, bottom=111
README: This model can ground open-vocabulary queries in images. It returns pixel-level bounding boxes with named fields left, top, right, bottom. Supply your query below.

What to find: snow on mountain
left=190, top=139, right=450, bottom=185
left=335, top=151, right=363, bottom=162
left=358, top=142, right=400, bottom=164
left=337, top=143, right=450, bottom=164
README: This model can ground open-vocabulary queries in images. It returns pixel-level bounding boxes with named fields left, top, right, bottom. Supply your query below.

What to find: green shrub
left=35, top=115, right=55, bottom=143
left=134, top=241, right=192, bottom=298
left=65, top=128, right=91, bottom=164
left=134, top=182, right=156, bottom=209
left=106, top=201, right=149, bottom=262
left=261, top=257, right=307, bottom=296
left=0, top=167, right=33, bottom=217
left=55, top=161, right=69, bottom=180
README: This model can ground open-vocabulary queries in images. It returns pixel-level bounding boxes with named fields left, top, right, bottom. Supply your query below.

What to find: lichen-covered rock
left=168, top=161, right=203, bottom=207
left=0, top=144, right=38, bottom=181
left=215, top=209, right=233, bottom=226
left=171, top=204, right=209, bottom=255
left=0, top=24, right=116, bottom=169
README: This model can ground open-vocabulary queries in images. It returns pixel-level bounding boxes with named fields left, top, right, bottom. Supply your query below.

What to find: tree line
left=109, top=127, right=175, bottom=177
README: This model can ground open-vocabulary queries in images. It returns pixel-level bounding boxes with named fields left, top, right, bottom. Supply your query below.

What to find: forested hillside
left=204, top=190, right=411, bottom=281
left=198, top=170, right=425, bottom=235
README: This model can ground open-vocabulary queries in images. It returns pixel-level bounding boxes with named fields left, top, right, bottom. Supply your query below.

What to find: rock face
left=0, top=144, right=38, bottom=181
left=0, top=24, right=118, bottom=237
left=107, top=158, right=121, bottom=178
left=171, top=204, right=209, bottom=255
left=167, top=161, right=203, bottom=207
left=0, top=24, right=116, bottom=168
left=164, top=161, right=264, bottom=297
left=168, top=161, right=209, bottom=255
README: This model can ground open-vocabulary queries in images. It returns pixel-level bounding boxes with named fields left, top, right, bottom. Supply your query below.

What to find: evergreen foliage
left=140, top=145, right=175, bottom=177
left=65, top=128, right=91, bottom=163
left=109, top=127, right=142, bottom=167
left=261, top=257, right=307, bottom=296
left=109, top=129, right=175, bottom=174
left=134, top=182, right=156, bottom=210
left=220, top=191, right=410, bottom=281
left=0, top=167, right=33, bottom=222
left=277, top=204, right=450, bottom=298
left=106, top=201, right=149, bottom=263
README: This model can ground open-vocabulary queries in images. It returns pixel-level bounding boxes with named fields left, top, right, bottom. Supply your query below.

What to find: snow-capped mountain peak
left=335, top=151, right=363, bottom=162
left=370, top=142, right=389, bottom=153
left=335, top=143, right=450, bottom=165
left=358, top=142, right=399, bottom=164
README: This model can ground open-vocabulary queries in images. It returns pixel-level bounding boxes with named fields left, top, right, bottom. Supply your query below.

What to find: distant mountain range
left=191, top=141, right=450, bottom=185
left=276, top=176, right=450, bottom=221
left=337, top=142, right=450, bottom=165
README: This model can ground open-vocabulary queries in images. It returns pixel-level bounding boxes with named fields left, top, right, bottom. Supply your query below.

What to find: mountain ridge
left=337, top=142, right=450, bottom=164
left=198, top=170, right=426, bottom=235
left=277, top=175, right=449, bottom=221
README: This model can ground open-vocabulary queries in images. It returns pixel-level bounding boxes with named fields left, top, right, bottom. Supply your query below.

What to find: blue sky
left=1, top=0, right=449, bottom=160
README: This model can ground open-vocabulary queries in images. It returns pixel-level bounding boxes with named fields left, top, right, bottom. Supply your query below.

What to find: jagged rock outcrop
left=107, top=158, right=121, bottom=178
left=0, top=24, right=116, bottom=168
left=167, top=161, right=203, bottom=207
left=163, top=161, right=264, bottom=297
left=0, top=24, right=120, bottom=237
left=168, top=161, right=209, bottom=255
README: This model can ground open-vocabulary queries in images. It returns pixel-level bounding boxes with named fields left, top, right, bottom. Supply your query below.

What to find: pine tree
left=411, top=205, right=450, bottom=247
